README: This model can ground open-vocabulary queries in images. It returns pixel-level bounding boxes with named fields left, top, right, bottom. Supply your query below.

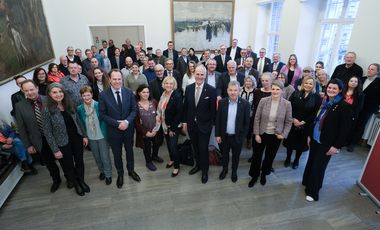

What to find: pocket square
left=204, top=96, right=209, bottom=99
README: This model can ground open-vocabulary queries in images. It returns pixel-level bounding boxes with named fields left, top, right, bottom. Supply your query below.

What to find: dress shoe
left=219, top=169, right=228, bottom=180
left=166, top=162, right=174, bottom=168
left=260, top=175, right=266, bottom=185
left=50, top=179, right=61, bottom=193
left=189, top=166, right=200, bottom=175
left=67, top=180, right=74, bottom=189
left=248, top=178, right=257, bottom=188
left=152, top=156, right=164, bottom=163
left=284, top=159, right=291, bottom=167
left=247, top=157, right=253, bottom=163
left=231, top=171, right=238, bottom=183
left=116, top=176, right=124, bottom=188
left=201, top=173, right=208, bottom=184
left=78, top=180, right=90, bottom=193
left=292, top=162, right=299, bottom=169
left=21, top=161, right=32, bottom=173
left=105, top=177, right=112, bottom=185
left=146, top=162, right=157, bottom=171
left=347, top=144, right=355, bottom=152
left=128, top=171, right=141, bottom=182
left=171, top=168, right=179, bottom=177
left=74, top=184, right=85, bottom=196
left=306, top=195, right=315, bottom=202
left=29, top=165, right=38, bottom=175
left=99, top=172, right=105, bottom=180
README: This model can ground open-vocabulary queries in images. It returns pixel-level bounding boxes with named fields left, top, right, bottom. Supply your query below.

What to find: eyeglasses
left=67, top=49, right=74, bottom=51
left=303, top=70, right=311, bottom=73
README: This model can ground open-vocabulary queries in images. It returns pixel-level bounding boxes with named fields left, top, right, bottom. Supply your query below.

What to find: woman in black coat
left=302, top=79, right=352, bottom=202
left=283, top=76, right=321, bottom=169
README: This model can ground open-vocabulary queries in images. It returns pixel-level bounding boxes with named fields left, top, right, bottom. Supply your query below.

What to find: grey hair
left=228, top=80, right=241, bottom=89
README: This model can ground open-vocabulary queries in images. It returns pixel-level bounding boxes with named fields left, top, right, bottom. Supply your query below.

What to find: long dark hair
left=92, top=67, right=110, bottom=89
left=342, top=75, right=362, bottom=103
left=33, top=67, right=48, bottom=85
left=46, top=83, right=74, bottom=113
left=135, top=84, right=151, bottom=101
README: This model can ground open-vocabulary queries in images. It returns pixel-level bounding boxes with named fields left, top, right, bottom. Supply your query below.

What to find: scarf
left=315, top=94, right=343, bottom=130
left=84, top=100, right=97, bottom=135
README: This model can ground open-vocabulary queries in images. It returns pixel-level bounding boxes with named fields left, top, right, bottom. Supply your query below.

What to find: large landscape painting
left=172, top=0, right=234, bottom=52
left=0, top=0, right=54, bottom=85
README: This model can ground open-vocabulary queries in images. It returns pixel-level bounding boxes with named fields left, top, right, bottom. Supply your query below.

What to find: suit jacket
left=98, top=87, right=137, bottom=140
left=217, top=72, right=245, bottom=98
left=226, top=46, right=242, bottom=60
left=205, top=71, right=221, bottom=88
left=265, top=61, right=285, bottom=73
left=177, top=56, right=189, bottom=77
left=163, top=49, right=179, bottom=69
left=215, top=54, right=231, bottom=73
left=215, top=97, right=250, bottom=143
left=253, top=57, right=271, bottom=71
left=235, top=57, right=247, bottom=67
left=238, top=68, right=259, bottom=82
left=164, top=69, right=183, bottom=94
left=66, top=55, right=82, bottom=67
left=183, top=83, right=217, bottom=134
left=149, top=77, right=164, bottom=102
left=247, top=51, right=257, bottom=59
left=360, top=76, right=380, bottom=113
left=254, top=96, right=293, bottom=138
left=15, top=96, right=46, bottom=152
left=110, top=56, right=126, bottom=70
left=163, top=90, right=183, bottom=132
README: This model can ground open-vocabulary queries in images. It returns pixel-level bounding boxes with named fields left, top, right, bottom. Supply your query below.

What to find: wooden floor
left=0, top=141, right=379, bottom=230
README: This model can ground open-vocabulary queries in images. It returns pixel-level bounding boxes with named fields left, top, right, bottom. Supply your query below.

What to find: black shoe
left=248, top=157, right=253, bottom=163
left=105, top=177, right=112, bottom=185
left=219, top=169, right=228, bottom=180
left=116, top=176, right=123, bottom=188
left=171, top=168, right=179, bottom=177
left=201, top=173, right=208, bottom=184
left=74, top=184, right=85, bottom=196
left=347, top=144, right=355, bottom=152
left=78, top=180, right=90, bottom=193
left=231, top=171, right=238, bottom=183
left=20, top=161, right=31, bottom=173
left=284, top=159, right=291, bottom=167
left=128, top=171, right=141, bottom=182
left=189, top=166, right=200, bottom=175
left=260, top=175, right=266, bottom=185
left=99, top=172, right=105, bottom=180
left=166, top=162, right=174, bottom=168
left=292, top=162, right=299, bottom=169
left=271, top=167, right=275, bottom=173
left=28, top=165, right=38, bottom=175
left=248, top=178, right=257, bottom=188
left=152, top=156, right=164, bottom=163
left=67, top=180, right=74, bottom=189
left=50, top=179, right=61, bottom=193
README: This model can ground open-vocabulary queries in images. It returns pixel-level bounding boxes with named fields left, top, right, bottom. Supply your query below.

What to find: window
left=316, top=0, right=360, bottom=72
left=267, top=0, right=284, bottom=57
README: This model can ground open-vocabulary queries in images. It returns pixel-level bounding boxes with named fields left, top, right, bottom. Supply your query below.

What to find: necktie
left=222, top=55, right=225, bottom=66
left=242, top=58, right=245, bottom=65
left=34, top=100, right=43, bottom=133
left=273, top=63, right=277, bottom=71
left=195, top=86, right=201, bottom=106
left=115, top=91, right=122, bottom=111
left=168, top=71, right=172, bottom=77
left=259, top=58, right=264, bottom=75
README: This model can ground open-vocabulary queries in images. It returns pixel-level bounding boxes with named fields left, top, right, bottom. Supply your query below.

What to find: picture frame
left=171, top=0, right=235, bottom=52
left=0, top=0, right=55, bottom=85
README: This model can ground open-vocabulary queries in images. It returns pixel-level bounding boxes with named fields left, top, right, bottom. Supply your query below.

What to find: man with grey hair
left=215, top=44, right=232, bottom=73
left=182, top=64, right=216, bottom=184
left=66, top=46, right=82, bottom=66
left=217, top=60, right=245, bottom=99
left=215, top=80, right=250, bottom=182
left=266, top=52, right=285, bottom=73
left=58, top=55, right=70, bottom=76
left=331, top=51, right=363, bottom=83
left=149, top=64, right=166, bottom=103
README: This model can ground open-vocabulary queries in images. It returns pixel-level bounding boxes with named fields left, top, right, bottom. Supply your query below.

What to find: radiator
left=367, top=117, right=380, bottom=146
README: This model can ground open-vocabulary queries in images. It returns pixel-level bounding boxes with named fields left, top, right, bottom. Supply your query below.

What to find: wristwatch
left=336, top=148, right=340, bottom=154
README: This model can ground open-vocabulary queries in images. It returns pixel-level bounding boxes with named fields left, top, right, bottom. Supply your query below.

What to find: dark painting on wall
left=0, top=0, right=54, bottom=85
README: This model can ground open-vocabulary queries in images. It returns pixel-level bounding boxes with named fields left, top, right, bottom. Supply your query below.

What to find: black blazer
left=163, top=49, right=179, bottom=69
left=215, top=97, right=250, bottom=143
left=177, top=56, right=189, bottom=77
left=217, top=72, right=245, bottom=98
left=253, top=57, right=271, bottom=70
left=110, top=56, right=126, bottom=70
left=265, top=61, right=285, bottom=73
left=164, top=90, right=183, bottom=132
left=360, top=76, right=380, bottom=113
left=310, top=100, right=352, bottom=149
left=183, top=83, right=217, bottom=134
left=215, top=54, right=232, bottom=73
left=149, top=77, right=164, bottom=102
left=226, top=46, right=242, bottom=60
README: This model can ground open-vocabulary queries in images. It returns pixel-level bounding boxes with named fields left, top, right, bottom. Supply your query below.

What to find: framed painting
left=171, top=0, right=235, bottom=52
left=0, top=0, right=55, bottom=85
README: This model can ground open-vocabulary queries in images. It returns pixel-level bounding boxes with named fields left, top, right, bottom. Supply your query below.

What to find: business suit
left=215, top=54, right=231, bottom=73
left=99, top=87, right=137, bottom=176
left=15, top=96, right=61, bottom=183
left=177, top=56, right=189, bottom=77
left=163, top=49, right=179, bottom=69
left=253, top=57, right=271, bottom=73
left=238, top=68, right=259, bottom=82
left=110, top=55, right=126, bottom=70
left=217, top=72, right=245, bottom=98
left=183, top=83, right=216, bottom=176
left=205, top=71, right=221, bottom=88
left=265, top=61, right=285, bottom=73
left=215, top=97, right=250, bottom=174
left=247, top=51, right=257, bottom=59
left=226, top=46, right=242, bottom=60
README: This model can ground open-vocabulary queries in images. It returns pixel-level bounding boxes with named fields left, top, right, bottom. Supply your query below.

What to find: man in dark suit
left=226, top=38, right=242, bottom=61
left=99, top=70, right=141, bottom=189
left=205, top=59, right=221, bottom=88
left=15, top=80, right=61, bottom=192
left=238, top=57, right=259, bottom=83
left=164, top=58, right=183, bottom=95
left=254, top=48, right=271, bottom=75
left=331, top=51, right=363, bottom=83
left=107, top=39, right=116, bottom=58
left=110, top=48, right=126, bottom=70
left=246, top=45, right=257, bottom=59
left=182, top=65, right=217, bottom=184
left=149, top=64, right=166, bottom=102
left=235, top=49, right=248, bottom=68
left=66, top=46, right=82, bottom=67
left=58, top=55, right=70, bottom=76
left=215, top=44, right=231, bottom=73
left=265, top=52, right=285, bottom=74
left=347, top=63, right=380, bottom=151
left=215, top=80, right=250, bottom=182
left=177, top=48, right=189, bottom=77
left=163, top=41, right=179, bottom=69
left=217, top=60, right=245, bottom=99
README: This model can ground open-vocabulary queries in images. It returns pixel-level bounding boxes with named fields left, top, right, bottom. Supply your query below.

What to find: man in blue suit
left=182, top=65, right=217, bottom=184
left=99, top=69, right=140, bottom=188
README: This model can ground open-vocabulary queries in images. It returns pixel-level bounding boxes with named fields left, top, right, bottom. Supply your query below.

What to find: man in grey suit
left=15, top=80, right=62, bottom=193
left=205, top=59, right=221, bottom=88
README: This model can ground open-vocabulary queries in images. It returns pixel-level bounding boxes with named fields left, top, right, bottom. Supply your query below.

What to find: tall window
left=267, top=0, right=284, bottom=57
left=317, top=0, right=360, bottom=72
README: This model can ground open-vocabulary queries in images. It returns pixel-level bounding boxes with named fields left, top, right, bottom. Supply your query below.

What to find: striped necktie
left=34, top=100, right=43, bottom=133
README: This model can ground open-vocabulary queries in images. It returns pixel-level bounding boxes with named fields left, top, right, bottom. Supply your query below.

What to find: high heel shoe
left=166, top=161, right=174, bottom=168
left=171, top=168, right=179, bottom=177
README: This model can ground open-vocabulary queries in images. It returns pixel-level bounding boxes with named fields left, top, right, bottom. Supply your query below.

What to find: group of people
left=4, top=38, right=380, bottom=203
